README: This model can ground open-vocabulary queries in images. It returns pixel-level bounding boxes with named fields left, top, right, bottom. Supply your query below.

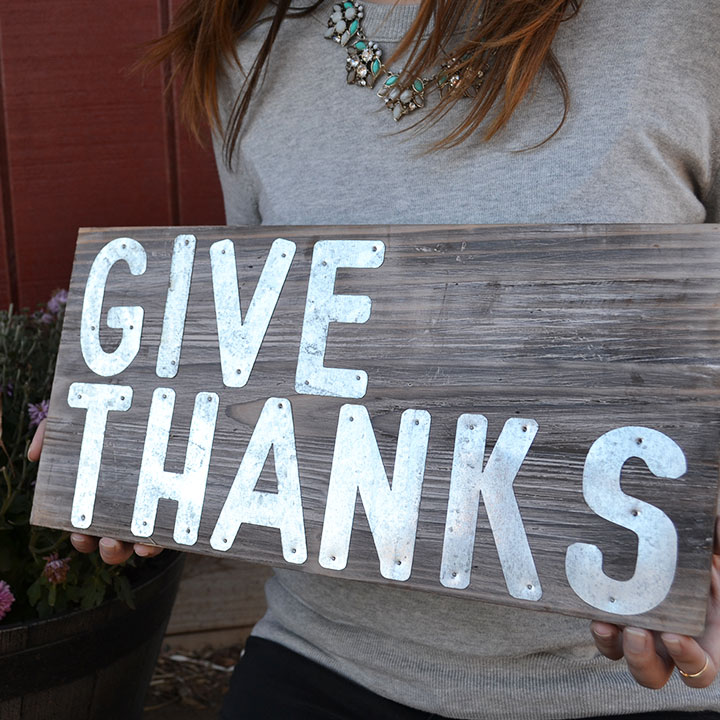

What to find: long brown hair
left=145, top=0, right=582, bottom=164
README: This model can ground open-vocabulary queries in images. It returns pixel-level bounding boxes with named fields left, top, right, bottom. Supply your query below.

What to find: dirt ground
left=145, top=705, right=221, bottom=720
left=142, top=645, right=241, bottom=720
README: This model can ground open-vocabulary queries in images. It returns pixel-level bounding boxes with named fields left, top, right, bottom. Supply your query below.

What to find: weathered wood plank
left=0, top=1, right=171, bottom=309
left=32, top=224, right=720, bottom=634
left=165, top=556, right=270, bottom=636
left=168, top=0, right=226, bottom=228
left=163, top=626, right=255, bottom=653
left=17, top=676, right=96, bottom=720
left=0, top=162, right=13, bottom=309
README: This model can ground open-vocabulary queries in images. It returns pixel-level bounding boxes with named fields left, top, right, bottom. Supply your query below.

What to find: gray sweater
left=213, top=1, right=720, bottom=717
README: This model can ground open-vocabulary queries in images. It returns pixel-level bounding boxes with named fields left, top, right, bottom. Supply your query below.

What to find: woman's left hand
left=590, top=517, right=720, bottom=689
left=28, top=418, right=163, bottom=564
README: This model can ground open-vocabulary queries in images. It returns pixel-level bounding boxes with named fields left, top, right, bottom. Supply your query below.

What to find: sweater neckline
left=356, top=1, right=422, bottom=42
left=315, top=1, right=481, bottom=44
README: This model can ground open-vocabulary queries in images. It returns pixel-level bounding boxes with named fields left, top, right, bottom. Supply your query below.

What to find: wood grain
left=165, top=556, right=270, bottom=636
left=0, top=554, right=182, bottom=718
left=0, top=113, right=13, bottom=309
left=0, top=1, right=170, bottom=307
left=32, top=224, right=720, bottom=634
left=0, top=0, right=224, bottom=309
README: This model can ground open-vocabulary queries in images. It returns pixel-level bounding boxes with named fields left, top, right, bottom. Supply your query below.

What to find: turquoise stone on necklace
left=378, top=74, right=426, bottom=121
left=326, top=1, right=428, bottom=120
left=345, top=37, right=383, bottom=88
left=324, top=0, right=363, bottom=45
left=325, top=0, right=484, bottom=122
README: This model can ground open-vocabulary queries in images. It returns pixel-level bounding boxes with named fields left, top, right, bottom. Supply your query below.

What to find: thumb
left=28, top=418, right=47, bottom=462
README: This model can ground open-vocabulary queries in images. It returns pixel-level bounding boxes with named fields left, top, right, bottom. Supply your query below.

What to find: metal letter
left=565, top=426, right=684, bottom=615
left=80, top=237, right=146, bottom=376
left=210, top=238, right=295, bottom=387
left=131, top=388, right=219, bottom=545
left=295, top=240, right=384, bottom=399
left=68, top=382, right=133, bottom=529
left=319, top=404, right=431, bottom=581
left=440, top=416, right=541, bottom=601
left=210, top=398, right=307, bottom=564
left=156, top=234, right=196, bottom=377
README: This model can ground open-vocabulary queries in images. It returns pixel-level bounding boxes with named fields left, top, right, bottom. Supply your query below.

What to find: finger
left=660, top=553, right=720, bottom=689
left=591, top=621, right=624, bottom=661
left=70, top=533, right=100, bottom=554
left=133, top=544, right=163, bottom=558
left=98, top=538, right=134, bottom=565
left=699, top=554, right=720, bottom=656
left=27, top=418, right=47, bottom=462
left=661, top=634, right=717, bottom=689
left=622, top=627, right=674, bottom=689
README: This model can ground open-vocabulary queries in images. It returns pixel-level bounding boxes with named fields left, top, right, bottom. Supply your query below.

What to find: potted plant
left=0, top=292, right=184, bottom=720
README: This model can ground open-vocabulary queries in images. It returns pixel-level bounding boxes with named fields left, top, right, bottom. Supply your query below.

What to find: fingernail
left=662, top=634, right=682, bottom=652
left=71, top=533, right=90, bottom=548
left=135, top=546, right=150, bottom=557
left=625, top=628, right=647, bottom=653
left=592, top=625, right=613, bottom=639
left=99, top=538, right=117, bottom=551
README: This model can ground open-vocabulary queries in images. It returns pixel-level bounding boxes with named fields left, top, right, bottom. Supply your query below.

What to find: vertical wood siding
left=0, top=0, right=225, bottom=311
left=0, top=2, right=258, bottom=645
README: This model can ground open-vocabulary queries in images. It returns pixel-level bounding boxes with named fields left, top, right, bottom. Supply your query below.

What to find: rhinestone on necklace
left=325, top=1, right=485, bottom=122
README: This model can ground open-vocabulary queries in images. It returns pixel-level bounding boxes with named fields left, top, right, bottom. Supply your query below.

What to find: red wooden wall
left=0, top=0, right=225, bottom=311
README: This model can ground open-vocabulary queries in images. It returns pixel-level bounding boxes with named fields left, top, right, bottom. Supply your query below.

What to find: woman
left=42, top=0, right=720, bottom=717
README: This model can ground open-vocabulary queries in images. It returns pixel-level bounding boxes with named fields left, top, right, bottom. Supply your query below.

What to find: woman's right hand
left=70, top=534, right=163, bottom=564
left=29, top=418, right=164, bottom=565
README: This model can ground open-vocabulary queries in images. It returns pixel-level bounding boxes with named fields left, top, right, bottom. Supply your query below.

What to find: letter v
left=210, top=238, right=296, bottom=387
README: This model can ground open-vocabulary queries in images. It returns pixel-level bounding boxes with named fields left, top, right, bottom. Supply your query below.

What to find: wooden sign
left=32, top=224, right=720, bottom=634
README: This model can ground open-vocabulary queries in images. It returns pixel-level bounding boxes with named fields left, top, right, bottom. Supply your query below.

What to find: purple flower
left=27, top=400, right=49, bottom=429
left=39, top=312, right=54, bottom=324
left=43, top=553, right=71, bottom=585
left=0, top=382, right=13, bottom=398
left=0, top=581, right=15, bottom=620
left=46, top=289, right=68, bottom=316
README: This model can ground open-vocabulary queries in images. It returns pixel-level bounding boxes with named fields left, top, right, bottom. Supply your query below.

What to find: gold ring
left=678, top=654, right=710, bottom=679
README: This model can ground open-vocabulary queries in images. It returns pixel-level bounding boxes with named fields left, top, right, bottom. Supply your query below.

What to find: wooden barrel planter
left=0, top=551, right=185, bottom=720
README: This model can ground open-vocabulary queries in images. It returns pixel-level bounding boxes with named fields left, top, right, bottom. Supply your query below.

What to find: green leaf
left=27, top=577, right=42, bottom=606
left=37, top=598, right=51, bottom=619
left=66, top=585, right=83, bottom=601
left=113, top=575, right=135, bottom=610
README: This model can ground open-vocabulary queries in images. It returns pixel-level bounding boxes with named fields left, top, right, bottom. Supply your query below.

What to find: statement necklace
left=324, top=1, right=485, bottom=121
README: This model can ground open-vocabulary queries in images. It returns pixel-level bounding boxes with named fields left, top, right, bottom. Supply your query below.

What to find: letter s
left=565, top=426, right=685, bottom=615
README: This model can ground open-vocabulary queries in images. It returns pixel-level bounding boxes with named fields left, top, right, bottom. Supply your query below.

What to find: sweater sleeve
left=213, top=133, right=261, bottom=226
left=212, top=66, right=262, bottom=226
left=704, top=167, right=720, bottom=223
left=700, top=7, right=720, bottom=223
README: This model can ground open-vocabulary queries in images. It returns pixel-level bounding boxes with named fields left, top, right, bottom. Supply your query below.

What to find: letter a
left=210, top=398, right=307, bottom=564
